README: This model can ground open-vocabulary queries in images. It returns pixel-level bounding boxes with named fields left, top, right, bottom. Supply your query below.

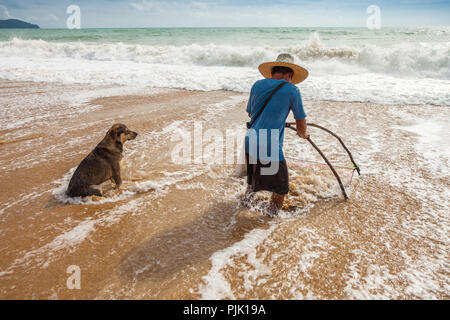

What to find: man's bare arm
left=296, top=118, right=310, bottom=139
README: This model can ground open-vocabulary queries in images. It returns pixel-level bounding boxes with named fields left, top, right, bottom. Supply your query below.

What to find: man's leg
left=268, top=192, right=285, bottom=216
left=243, top=152, right=256, bottom=205
left=243, top=185, right=255, bottom=204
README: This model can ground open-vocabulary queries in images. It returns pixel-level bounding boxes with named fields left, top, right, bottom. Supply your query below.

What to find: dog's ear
left=107, top=127, right=117, bottom=139
left=107, top=124, right=123, bottom=140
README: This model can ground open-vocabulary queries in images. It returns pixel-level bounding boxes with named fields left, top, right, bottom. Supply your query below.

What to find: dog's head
left=108, top=123, right=138, bottom=144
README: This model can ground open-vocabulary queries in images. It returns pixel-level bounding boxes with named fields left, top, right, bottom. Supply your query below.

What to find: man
left=245, top=53, right=310, bottom=216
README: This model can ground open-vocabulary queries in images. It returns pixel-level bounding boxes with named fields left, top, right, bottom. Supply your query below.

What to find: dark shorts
left=246, top=153, right=289, bottom=195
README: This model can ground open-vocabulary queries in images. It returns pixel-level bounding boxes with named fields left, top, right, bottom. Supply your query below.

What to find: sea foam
left=0, top=33, right=449, bottom=105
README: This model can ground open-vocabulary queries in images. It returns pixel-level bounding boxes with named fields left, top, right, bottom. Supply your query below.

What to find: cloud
left=49, top=13, right=58, bottom=21
left=129, top=2, right=145, bottom=11
left=0, top=5, right=14, bottom=19
left=0, top=0, right=27, bottom=10
left=129, top=0, right=212, bottom=14
left=191, top=1, right=209, bottom=9
left=2, top=0, right=448, bottom=28
left=128, top=1, right=171, bottom=14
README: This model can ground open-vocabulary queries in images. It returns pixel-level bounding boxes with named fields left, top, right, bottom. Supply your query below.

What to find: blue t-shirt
left=245, top=78, right=306, bottom=162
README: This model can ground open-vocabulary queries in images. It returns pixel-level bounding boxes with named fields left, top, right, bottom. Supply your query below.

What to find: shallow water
left=0, top=80, right=448, bottom=299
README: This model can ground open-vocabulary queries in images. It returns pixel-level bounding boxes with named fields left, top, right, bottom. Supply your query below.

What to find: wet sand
left=0, top=79, right=448, bottom=299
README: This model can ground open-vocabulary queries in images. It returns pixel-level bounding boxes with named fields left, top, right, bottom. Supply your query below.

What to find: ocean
left=0, top=27, right=449, bottom=299
left=1, top=27, right=449, bottom=105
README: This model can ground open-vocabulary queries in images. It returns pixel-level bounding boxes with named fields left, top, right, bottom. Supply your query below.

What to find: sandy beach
left=0, top=79, right=448, bottom=299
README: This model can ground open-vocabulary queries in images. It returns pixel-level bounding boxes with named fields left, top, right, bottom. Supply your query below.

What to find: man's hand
left=298, top=131, right=310, bottom=139
left=296, top=118, right=310, bottom=140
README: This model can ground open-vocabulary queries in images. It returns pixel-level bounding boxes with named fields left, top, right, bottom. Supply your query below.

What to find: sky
left=0, top=0, right=449, bottom=28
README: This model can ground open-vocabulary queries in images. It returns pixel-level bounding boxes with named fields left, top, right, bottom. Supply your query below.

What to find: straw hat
left=258, top=53, right=308, bottom=84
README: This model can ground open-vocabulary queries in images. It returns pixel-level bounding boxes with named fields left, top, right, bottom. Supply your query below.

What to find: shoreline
left=1, top=78, right=448, bottom=108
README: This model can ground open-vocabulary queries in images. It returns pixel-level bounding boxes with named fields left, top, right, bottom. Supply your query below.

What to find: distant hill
left=0, top=19, right=40, bottom=29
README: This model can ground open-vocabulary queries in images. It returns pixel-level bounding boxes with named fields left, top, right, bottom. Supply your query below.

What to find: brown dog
left=67, top=124, right=138, bottom=198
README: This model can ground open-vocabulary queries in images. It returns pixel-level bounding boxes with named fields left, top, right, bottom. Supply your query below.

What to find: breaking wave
left=1, top=32, right=449, bottom=105
left=1, top=33, right=449, bottom=79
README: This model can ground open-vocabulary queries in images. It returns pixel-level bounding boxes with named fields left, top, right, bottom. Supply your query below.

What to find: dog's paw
left=91, top=195, right=104, bottom=202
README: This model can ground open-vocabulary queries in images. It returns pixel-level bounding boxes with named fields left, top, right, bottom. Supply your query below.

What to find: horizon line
left=3, top=25, right=449, bottom=30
